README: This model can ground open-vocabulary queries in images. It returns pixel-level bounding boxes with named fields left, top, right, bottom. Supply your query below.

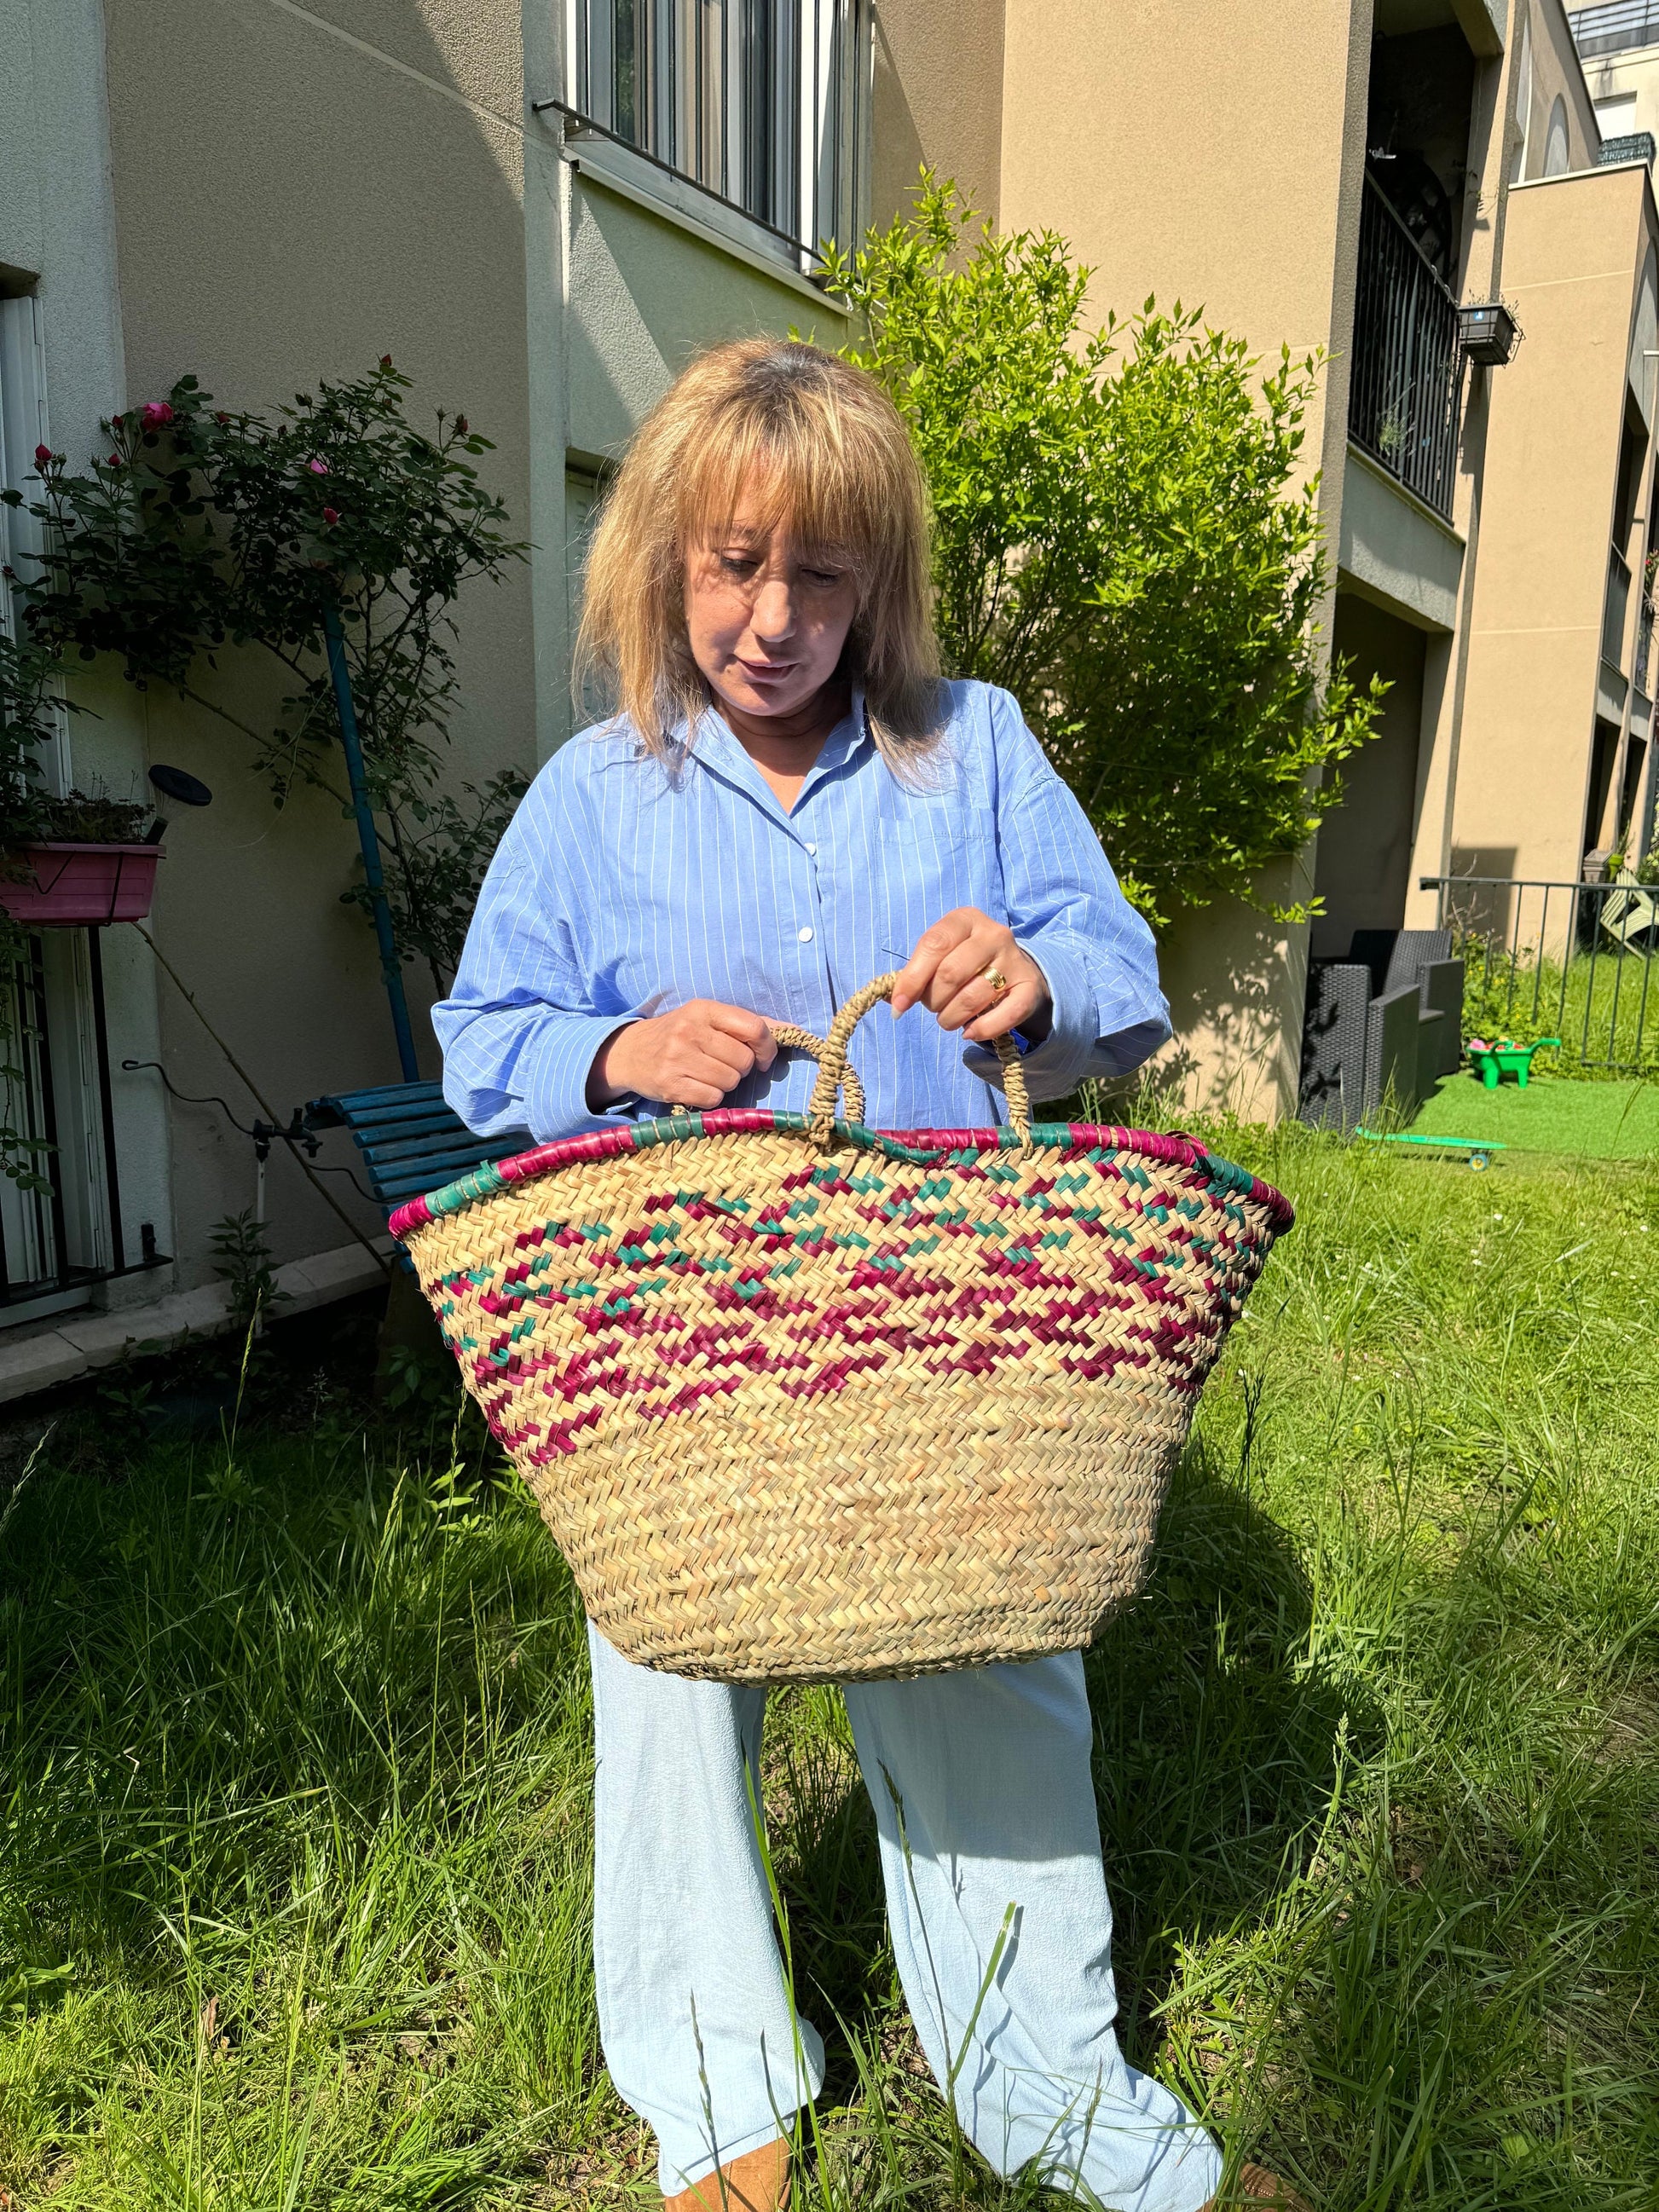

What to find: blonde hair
left=575, top=337, right=942, bottom=765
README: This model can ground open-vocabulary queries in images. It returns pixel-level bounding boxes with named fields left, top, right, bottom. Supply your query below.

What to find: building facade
left=0, top=0, right=1650, bottom=1387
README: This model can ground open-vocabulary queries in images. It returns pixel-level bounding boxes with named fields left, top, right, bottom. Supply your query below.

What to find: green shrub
left=825, top=179, right=1382, bottom=929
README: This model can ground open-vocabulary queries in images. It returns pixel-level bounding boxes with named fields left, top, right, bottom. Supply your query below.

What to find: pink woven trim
left=389, top=1108, right=1293, bottom=1240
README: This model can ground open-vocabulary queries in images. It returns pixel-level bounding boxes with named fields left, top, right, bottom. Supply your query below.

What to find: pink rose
left=32, top=445, right=52, bottom=467
left=308, top=459, right=328, bottom=476
left=140, top=401, right=176, bottom=431
left=322, top=506, right=339, bottom=525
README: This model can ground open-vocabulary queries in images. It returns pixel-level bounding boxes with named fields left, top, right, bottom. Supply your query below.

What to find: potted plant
left=0, top=629, right=161, bottom=927
left=0, top=790, right=162, bottom=927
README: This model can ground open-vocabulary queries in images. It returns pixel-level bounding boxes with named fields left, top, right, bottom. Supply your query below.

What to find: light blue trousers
left=588, top=1626, right=1223, bottom=2207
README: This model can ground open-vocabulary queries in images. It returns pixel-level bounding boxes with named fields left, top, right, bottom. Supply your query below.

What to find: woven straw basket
left=392, top=975, right=1292, bottom=1685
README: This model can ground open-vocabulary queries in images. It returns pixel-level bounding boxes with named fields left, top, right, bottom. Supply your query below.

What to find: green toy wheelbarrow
left=1465, top=1037, right=1559, bottom=1089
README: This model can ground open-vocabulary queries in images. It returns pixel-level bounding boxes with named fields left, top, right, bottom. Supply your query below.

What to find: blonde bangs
left=575, top=338, right=942, bottom=765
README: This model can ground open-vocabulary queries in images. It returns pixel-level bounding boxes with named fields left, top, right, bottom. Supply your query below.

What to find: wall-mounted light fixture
left=1457, top=300, right=1523, bottom=367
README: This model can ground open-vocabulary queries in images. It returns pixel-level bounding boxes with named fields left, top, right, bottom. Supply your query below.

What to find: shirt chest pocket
left=872, top=809, right=995, bottom=962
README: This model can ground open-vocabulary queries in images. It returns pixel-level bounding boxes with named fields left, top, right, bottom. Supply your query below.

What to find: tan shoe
left=1200, top=2164, right=1313, bottom=2212
left=662, top=2136, right=789, bottom=2212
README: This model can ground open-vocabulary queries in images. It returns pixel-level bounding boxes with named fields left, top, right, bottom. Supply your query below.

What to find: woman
left=436, top=340, right=1286, bottom=2212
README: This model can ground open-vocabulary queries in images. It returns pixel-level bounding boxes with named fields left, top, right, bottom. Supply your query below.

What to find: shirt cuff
left=961, top=936, right=1172, bottom=1101
left=517, top=1010, right=650, bottom=1140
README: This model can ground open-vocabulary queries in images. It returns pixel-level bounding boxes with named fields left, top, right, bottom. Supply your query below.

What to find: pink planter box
left=0, top=842, right=162, bottom=927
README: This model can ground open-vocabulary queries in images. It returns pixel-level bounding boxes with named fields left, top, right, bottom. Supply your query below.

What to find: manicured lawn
left=1410, top=1071, right=1659, bottom=1160
left=2, top=1127, right=1656, bottom=2209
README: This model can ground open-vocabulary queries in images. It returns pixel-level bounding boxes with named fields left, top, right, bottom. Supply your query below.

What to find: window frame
left=563, top=0, right=870, bottom=275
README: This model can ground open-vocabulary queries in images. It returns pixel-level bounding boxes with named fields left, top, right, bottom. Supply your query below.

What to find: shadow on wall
left=870, top=10, right=925, bottom=225
left=1447, top=846, right=1520, bottom=881
left=1147, top=887, right=1306, bottom=1123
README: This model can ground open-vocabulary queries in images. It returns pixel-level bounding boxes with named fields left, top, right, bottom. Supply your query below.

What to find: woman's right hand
left=587, top=1001, right=778, bottom=1111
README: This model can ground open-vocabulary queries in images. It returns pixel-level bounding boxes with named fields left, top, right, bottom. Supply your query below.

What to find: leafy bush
left=825, top=181, right=1382, bottom=927
left=0, top=627, right=67, bottom=851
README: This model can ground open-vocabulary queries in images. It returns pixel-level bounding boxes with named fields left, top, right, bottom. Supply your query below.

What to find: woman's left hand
left=891, top=909, right=1052, bottom=1043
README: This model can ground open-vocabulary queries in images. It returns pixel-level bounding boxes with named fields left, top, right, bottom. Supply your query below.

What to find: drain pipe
left=322, top=603, right=421, bottom=1083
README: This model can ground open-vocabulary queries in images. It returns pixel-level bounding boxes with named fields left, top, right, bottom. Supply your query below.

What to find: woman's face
left=684, top=494, right=859, bottom=723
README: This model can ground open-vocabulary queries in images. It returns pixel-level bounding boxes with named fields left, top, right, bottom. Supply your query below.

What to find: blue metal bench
left=304, top=1081, right=532, bottom=1212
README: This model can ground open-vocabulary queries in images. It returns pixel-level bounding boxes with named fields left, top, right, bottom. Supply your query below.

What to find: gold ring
left=980, top=962, right=1011, bottom=999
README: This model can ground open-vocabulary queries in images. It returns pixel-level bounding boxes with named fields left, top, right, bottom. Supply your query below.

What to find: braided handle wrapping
left=673, top=976, right=1032, bottom=1150
left=806, top=972, right=1032, bottom=1152
left=673, top=1022, right=865, bottom=1122
left=769, top=1022, right=865, bottom=1124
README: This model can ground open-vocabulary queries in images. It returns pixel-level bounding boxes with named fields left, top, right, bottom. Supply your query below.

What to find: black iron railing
left=1598, top=131, right=1658, bottom=165
left=1570, top=2, right=1659, bottom=60
left=1419, top=874, right=1659, bottom=1071
left=1349, top=176, right=1464, bottom=521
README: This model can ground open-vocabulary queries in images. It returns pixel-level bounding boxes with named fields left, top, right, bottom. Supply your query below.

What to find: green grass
left=1408, top=1073, right=1659, bottom=1159
left=3, top=1130, right=1658, bottom=2209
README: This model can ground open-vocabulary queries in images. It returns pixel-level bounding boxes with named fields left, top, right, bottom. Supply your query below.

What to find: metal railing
left=1605, top=545, right=1633, bottom=671
left=1598, top=131, right=1658, bottom=165
left=564, top=0, right=869, bottom=263
left=1349, top=175, right=1465, bottom=521
left=1419, top=873, right=1659, bottom=1070
left=1639, top=598, right=1656, bottom=696
left=1570, top=2, right=1659, bottom=59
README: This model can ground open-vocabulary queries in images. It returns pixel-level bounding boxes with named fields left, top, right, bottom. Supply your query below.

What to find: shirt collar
left=680, top=685, right=872, bottom=824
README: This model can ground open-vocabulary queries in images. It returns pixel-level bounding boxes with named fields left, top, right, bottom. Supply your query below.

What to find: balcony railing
left=1569, top=2, right=1659, bottom=60
left=1605, top=545, right=1633, bottom=671
left=1349, top=175, right=1464, bottom=521
left=564, top=0, right=869, bottom=264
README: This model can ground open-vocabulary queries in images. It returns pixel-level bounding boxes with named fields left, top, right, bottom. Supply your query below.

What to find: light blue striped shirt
left=435, top=680, right=1171, bottom=1141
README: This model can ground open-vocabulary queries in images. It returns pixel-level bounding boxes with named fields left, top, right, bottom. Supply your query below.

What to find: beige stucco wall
left=1453, top=164, right=1655, bottom=886
left=870, top=0, right=1006, bottom=228
left=95, top=0, right=533, bottom=1286
left=1384, top=3, right=1519, bottom=920
left=1519, top=0, right=1603, bottom=176
left=997, top=0, right=1373, bottom=1119
left=564, top=177, right=850, bottom=464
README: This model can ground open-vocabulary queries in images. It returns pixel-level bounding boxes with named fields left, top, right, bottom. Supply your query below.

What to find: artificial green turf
left=1409, top=1070, right=1659, bottom=1158
left=2, top=1129, right=1657, bottom=2208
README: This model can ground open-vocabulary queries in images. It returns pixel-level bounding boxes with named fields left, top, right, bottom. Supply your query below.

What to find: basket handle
left=806, top=971, right=1032, bottom=1152
left=671, top=1021, right=866, bottom=1123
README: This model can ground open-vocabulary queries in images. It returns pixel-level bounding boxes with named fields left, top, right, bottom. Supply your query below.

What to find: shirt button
left=797, top=926, right=814, bottom=943
left=804, top=841, right=817, bottom=856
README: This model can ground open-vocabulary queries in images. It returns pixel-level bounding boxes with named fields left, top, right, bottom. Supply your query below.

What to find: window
left=1630, top=243, right=1658, bottom=423
left=1510, top=12, right=1532, bottom=183
left=1544, top=93, right=1571, bottom=175
left=0, top=294, right=125, bottom=1321
left=1596, top=90, right=1639, bottom=138
left=568, top=0, right=870, bottom=262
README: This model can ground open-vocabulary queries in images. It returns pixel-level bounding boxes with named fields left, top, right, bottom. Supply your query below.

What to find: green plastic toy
left=1465, top=1037, right=1559, bottom=1089
left=1356, top=1128, right=1505, bottom=1171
